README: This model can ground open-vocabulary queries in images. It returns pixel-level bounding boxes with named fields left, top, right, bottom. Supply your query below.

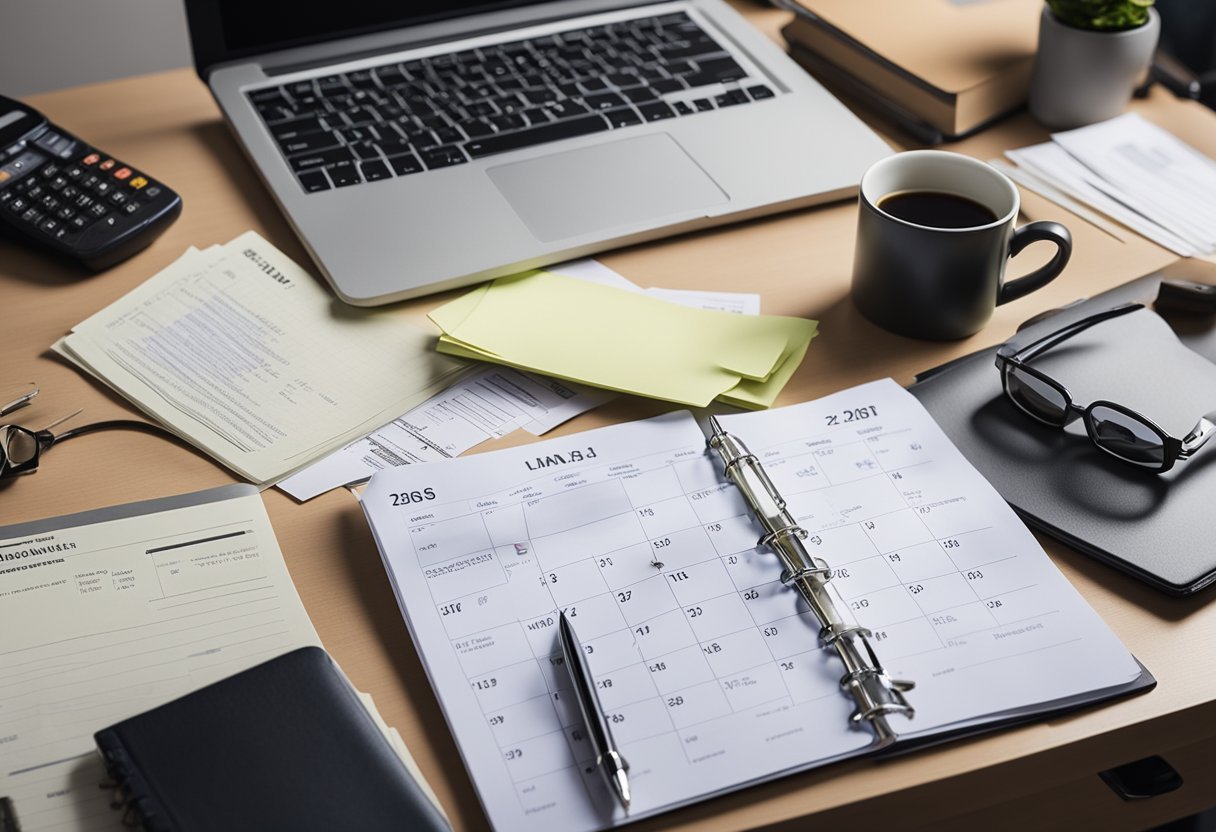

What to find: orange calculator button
left=114, top=167, right=132, bottom=180
left=82, top=153, right=101, bottom=165
left=99, top=159, right=116, bottom=171
left=129, top=176, right=148, bottom=189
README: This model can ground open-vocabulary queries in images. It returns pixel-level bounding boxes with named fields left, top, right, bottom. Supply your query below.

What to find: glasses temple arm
left=1179, top=413, right=1216, bottom=457
left=1002, top=303, right=1143, bottom=363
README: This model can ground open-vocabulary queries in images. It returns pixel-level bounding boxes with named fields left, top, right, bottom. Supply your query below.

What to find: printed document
left=53, top=232, right=469, bottom=485
left=0, top=486, right=320, bottom=830
left=361, top=380, right=1142, bottom=831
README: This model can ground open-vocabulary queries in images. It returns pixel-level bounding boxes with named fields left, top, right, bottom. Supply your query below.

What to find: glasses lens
left=1005, top=366, right=1068, bottom=425
left=3, top=427, right=38, bottom=466
left=1089, top=405, right=1165, bottom=468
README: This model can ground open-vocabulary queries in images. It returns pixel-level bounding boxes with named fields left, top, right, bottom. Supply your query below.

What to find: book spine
left=95, top=729, right=175, bottom=832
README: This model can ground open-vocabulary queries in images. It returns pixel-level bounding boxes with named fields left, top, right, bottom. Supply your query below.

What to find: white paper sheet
left=0, top=487, right=321, bottom=831
left=360, top=380, right=1140, bottom=831
left=53, top=233, right=468, bottom=485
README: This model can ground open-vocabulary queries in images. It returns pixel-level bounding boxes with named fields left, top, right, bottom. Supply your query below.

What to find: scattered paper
left=431, top=270, right=814, bottom=408
left=279, top=260, right=762, bottom=501
left=1004, top=114, right=1216, bottom=257
left=277, top=367, right=613, bottom=501
left=51, top=232, right=469, bottom=485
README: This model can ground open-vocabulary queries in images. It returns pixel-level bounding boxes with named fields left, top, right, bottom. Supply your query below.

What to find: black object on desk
left=911, top=263, right=1216, bottom=595
left=0, top=94, right=181, bottom=270
left=94, top=647, right=450, bottom=832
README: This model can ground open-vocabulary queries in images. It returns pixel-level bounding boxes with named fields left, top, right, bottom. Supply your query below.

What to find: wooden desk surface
left=4, top=4, right=1216, bottom=830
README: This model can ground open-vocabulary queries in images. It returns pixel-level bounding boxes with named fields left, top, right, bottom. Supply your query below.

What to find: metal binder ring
left=781, top=561, right=831, bottom=585
left=820, top=623, right=871, bottom=645
left=759, top=525, right=809, bottom=549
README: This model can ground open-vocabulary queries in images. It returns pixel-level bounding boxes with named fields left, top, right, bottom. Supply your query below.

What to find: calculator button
left=65, top=165, right=84, bottom=180
left=81, top=174, right=99, bottom=188
left=22, top=208, right=43, bottom=224
left=89, top=203, right=109, bottom=218
left=142, top=185, right=163, bottom=199
left=129, top=176, right=148, bottom=190
left=113, top=167, right=132, bottom=180
left=74, top=194, right=94, bottom=209
left=39, top=217, right=59, bottom=234
left=94, top=181, right=112, bottom=196
left=122, top=201, right=140, bottom=216
left=56, top=206, right=74, bottom=220
left=82, top=153, right=101, bottom=166
left=70, top=215, right=90, bottom=230
left=61, top=185, right=78, bottom=200
left=8, top=197, right=28, bottom=213
left=24, top=184, right=43, bottom=200
left=0, top=190, right=13, bottom=205
left=39, top=195, right=59, bottom=211
left=41, top=163, right=60, bottom=178
left=108, top=190, right=128, bottom=206
left=49, top=176, right=68, bottom=191
left=99, top=159, right=116, bottom=171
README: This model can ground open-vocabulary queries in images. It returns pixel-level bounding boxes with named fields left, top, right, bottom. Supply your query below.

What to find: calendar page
left=362, top=379, right=1142, bottom=832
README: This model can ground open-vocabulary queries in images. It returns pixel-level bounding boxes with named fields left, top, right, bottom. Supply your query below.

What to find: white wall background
left=0, top=1, right=193, bottom=98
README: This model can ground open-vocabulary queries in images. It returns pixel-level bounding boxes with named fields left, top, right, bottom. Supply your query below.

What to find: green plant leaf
left=1045, top=0, right=1153, bottom=30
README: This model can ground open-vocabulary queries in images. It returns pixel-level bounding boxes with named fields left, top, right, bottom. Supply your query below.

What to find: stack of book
left=781, top=0, right=1042, bottom=142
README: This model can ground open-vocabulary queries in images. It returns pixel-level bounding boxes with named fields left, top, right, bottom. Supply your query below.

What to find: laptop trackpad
left=486, top=133, right=729, bottom=243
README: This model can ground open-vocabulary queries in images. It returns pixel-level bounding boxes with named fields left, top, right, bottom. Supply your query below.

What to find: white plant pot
left=1028, top=6, right=1160, bottom=130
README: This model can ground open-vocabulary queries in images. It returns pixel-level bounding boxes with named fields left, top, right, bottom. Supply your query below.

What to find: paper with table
left=52, top=232, right=469, bottom=485
left=0, top=485, right=322, bottom=830
left=1001, top=113, right=1216, bottom=256
left=430, top=270, right=817, bottom=409
left=361, top=378, right=1147, bottom=831
left=278, top=261, right=762, bottom=502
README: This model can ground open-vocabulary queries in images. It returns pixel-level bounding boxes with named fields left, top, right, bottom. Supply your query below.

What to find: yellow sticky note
left=429, top=272, right=818, bottom=408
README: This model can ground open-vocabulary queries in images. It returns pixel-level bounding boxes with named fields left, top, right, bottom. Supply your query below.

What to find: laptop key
left=464, top=115, right=609, bottom=159
left=360, top=160, right=391, bottom=181
left=622, top=87, right=658, bottom=103
left=328, top=163, right=362, bottom=187
left=604, top=107, right=642, bottom=128
left=684, top=57, right=747, bottom=88
left=279, top=131, right=341, bottom=156
left=583, top=92, right=627, bottom=111
left=746, top=85, right=775, bottom=100
left=388, top=153, right=424, bottom=176
left=637, top=101, right=675, bottom=121
left=297, top=170, right=331, bottom=193
left=290, top=147, right=353, bottom=172
left=714, top=89, right=750, bottom=108
left=420, top=145, right=468, bottom=169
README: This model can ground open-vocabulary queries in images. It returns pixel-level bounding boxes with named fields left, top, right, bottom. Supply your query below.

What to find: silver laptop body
left=199, top=0, right=891, bottom=305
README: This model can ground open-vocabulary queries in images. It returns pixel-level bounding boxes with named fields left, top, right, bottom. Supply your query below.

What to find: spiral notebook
left=361, top=378, right=1152, bottom=832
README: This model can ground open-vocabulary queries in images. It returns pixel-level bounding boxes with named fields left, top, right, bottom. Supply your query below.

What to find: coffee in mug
left=851, top=150, right=1072, bottom=340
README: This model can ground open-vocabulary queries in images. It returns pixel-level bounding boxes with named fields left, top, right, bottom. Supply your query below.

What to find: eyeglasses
left=1, top=387, right=178, bottom=481
left=995, top=303, right=1216, bottom=473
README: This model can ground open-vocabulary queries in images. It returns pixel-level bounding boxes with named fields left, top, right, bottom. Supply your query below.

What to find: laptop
left=186, top=0, right=891, bottom=306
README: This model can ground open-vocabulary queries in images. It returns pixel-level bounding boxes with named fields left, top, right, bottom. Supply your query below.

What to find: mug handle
left=998, top=221, right=1073, bottom=305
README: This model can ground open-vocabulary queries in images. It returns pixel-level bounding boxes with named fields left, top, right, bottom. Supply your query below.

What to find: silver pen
left=558, top=611, right=631, bottom=813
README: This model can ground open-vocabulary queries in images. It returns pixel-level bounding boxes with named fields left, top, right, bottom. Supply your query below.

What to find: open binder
left=362, top=379, right=1153, bottom=831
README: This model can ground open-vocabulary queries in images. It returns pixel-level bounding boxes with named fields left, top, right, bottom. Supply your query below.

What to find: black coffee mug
left=851, top=150, right=1072, bottom=340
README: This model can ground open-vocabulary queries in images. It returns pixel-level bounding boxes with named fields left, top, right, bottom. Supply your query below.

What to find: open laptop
left=186, top=0, right=891, bottom=306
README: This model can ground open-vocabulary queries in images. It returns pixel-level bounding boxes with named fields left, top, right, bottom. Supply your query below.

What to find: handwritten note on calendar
left=362, top=379, right=1140, bottom=832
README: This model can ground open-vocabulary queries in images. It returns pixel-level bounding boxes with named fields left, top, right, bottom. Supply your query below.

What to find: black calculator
left=0, top=94, right=181, bottom=270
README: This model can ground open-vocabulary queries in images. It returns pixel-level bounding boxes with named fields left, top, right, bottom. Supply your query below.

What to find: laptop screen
left=210, top=0, right=557, bottom=60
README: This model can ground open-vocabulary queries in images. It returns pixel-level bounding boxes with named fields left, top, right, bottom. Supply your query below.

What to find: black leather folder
left=94, top=647, right=451, bottom=832
left=911, top=265, right=1216, bottom=595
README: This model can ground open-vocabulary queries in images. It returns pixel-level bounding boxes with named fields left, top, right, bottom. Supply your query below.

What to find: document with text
left=362, top=379, right=1149, bottom=831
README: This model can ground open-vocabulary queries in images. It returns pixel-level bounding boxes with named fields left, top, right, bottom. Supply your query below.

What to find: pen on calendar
left=558, top=611, right=631, bottom=813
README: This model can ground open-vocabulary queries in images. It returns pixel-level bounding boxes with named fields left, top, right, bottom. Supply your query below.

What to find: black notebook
left=94, top=647, right=450, bottom=832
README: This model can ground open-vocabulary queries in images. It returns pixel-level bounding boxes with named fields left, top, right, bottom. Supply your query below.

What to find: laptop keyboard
left=246, top=12, right=776, bottom=194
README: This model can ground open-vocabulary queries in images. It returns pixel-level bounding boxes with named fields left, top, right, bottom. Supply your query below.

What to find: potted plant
left=1029, top=0, right=1160, bottom=129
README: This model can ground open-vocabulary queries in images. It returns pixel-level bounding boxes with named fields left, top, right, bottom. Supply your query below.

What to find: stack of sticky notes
left=429, top=271, right=818, bottom=409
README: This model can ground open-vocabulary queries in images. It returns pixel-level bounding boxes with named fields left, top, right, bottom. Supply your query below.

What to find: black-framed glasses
left=1, top=388, right=178, bottom=481
left=995, top=303, right=1216, bottom=473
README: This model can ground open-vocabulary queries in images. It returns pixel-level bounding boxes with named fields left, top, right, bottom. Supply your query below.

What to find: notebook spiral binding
left=96, top=734, right=168, bottom=831
left=707, top=416, right=915, bottom=746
